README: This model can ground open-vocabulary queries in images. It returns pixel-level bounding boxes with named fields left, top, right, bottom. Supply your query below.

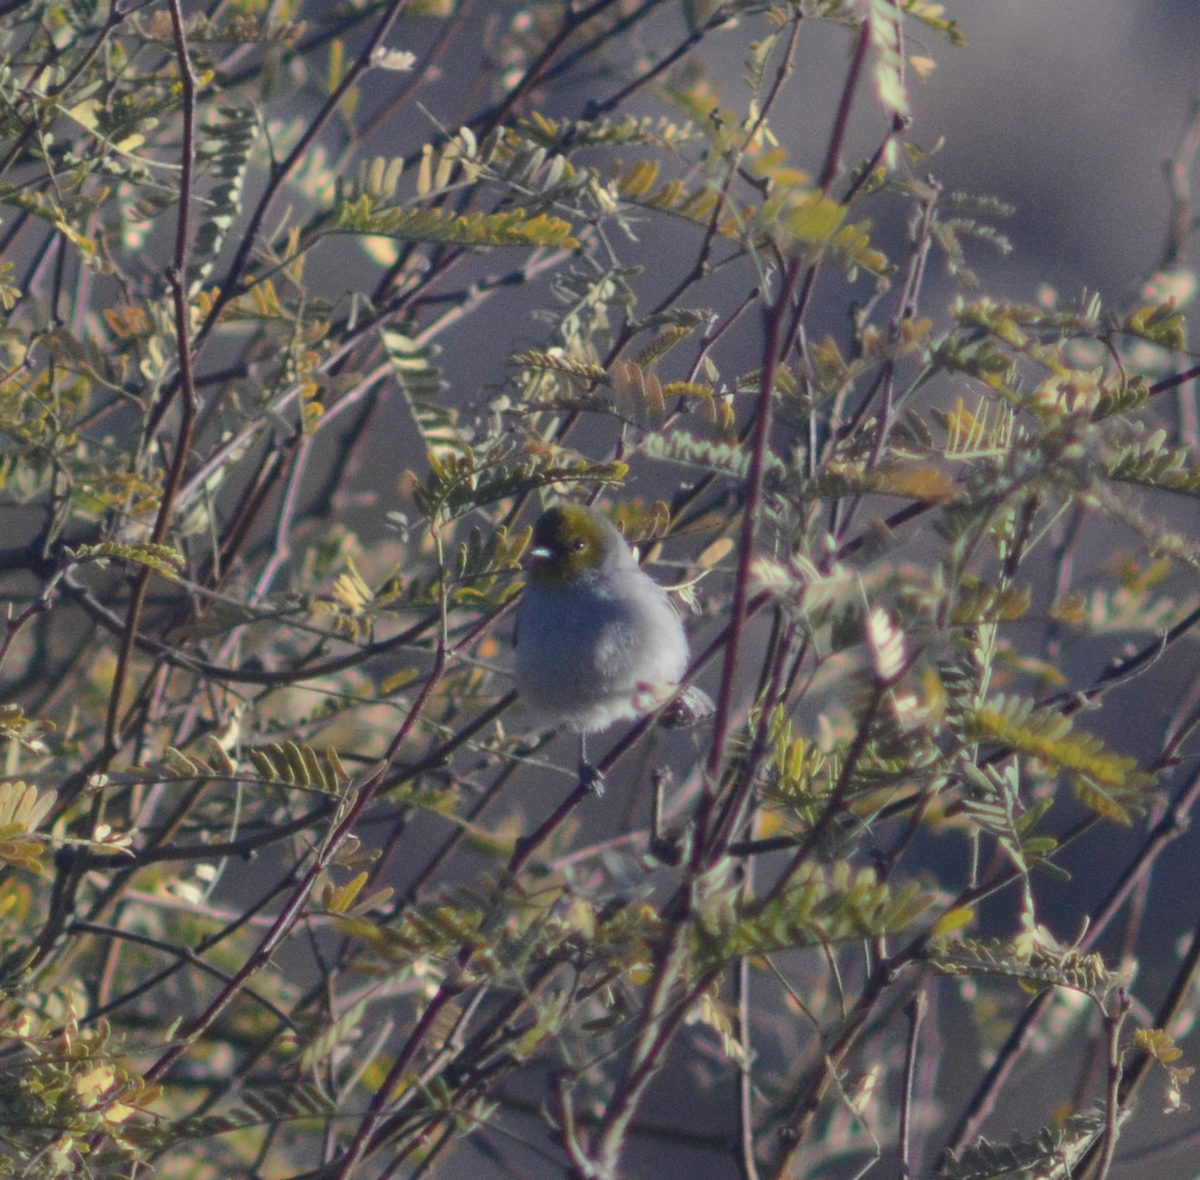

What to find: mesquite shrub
left=0, top=2, right=1198, bottom=1178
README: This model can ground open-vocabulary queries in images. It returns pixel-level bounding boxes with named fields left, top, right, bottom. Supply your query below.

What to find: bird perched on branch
left=515, top=503, right=713, bottom=790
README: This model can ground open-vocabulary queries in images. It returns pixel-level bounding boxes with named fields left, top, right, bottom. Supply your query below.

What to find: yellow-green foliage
left=0, top=1, right=1194, bottom=1177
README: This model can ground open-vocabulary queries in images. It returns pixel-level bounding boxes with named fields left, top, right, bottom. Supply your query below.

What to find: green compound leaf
left=967, top=695, right=1155, bottom=824
left=929, top=937, right=1119, bottom=998
left=939, top=1110, right=1110, bottom=1180
left=334, top=198, right=579, bottom=248
left=694, top=862, right=937, bottom=968
left=411, top=448, right=627, bottom=522
left=65, top=541, right=185, bottom=577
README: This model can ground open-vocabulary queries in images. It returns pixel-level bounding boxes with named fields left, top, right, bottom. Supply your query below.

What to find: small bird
left=515, top=503, right=713, bottom=788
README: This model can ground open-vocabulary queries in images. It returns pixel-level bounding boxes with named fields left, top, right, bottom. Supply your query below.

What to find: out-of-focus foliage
left=0, top=0, right=1198, bottom=1177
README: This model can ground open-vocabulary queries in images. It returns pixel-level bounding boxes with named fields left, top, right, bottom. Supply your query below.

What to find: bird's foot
left=659, top=685, right=716, bottom=729
left=578, top=760, right=606, bottom=796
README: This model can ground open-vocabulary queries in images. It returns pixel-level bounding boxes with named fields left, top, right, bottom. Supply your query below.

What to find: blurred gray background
left=914, top=0, right=1200, bottom=299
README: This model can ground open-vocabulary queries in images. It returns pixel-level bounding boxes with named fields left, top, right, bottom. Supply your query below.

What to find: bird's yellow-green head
left=526, top=504, right=620, bottom=587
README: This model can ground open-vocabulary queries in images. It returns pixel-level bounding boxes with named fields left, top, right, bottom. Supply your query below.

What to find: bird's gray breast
left=515, top=569, right=685, bottom=713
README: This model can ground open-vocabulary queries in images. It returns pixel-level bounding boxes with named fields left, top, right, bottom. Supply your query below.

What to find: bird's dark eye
left=571, top=538, right=586, bottom=551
